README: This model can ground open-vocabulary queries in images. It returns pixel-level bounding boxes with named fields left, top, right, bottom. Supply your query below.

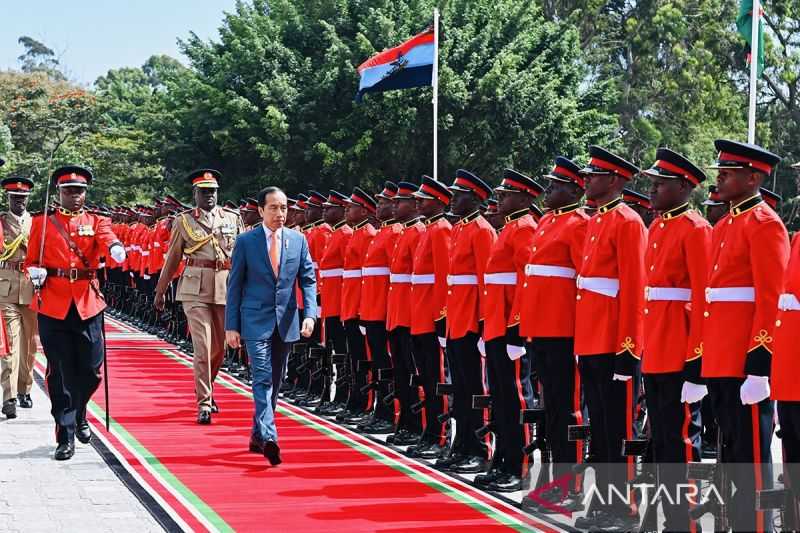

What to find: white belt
left=576, top=276, right=620, bottom=297
left=778, top=293, right=800, bottom=311
left=390, top=273, right=412, bottom=283
left=525, top=264, right=577, bottom=279
left=645, top=287, right=691, bottom=302
left=484, top=272, right=517, bottom=285
left=342, top=269, right=362, bottom=279
left=320, top=268, right=343, bottom=278
left=124, top=246, right=132, bottom=251
left=705, top=287, right=755, bottom=303
left=132, top=245, right=141, bottom=251
left=448, top=274, right=478, bottom=286
left=141, top=251, right=150, bottom=257
left=312, top=261, right=319, bottom=270
left=152, top=242, right=161, bottom=248
left=412, top=274, right=435, bottom=285
left=362, top=267, right=390, bottom=277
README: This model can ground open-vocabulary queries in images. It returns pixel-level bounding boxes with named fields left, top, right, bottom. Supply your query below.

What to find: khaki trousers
left=183, top=302, right=226, bottom=411
left=0, top=303, right=38, bottom=402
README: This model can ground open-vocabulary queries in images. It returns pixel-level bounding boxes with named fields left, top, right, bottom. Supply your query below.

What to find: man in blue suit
left=225, top=186, right=317, bottom=465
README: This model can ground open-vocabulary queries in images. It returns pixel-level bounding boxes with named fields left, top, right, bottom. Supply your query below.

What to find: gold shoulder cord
left=180, top=213, right=224, bottom=257
left=0, top=233, right=26, bottom=262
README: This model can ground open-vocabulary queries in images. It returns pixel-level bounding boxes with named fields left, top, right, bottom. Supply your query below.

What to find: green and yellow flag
left=736, top=0, right=765, bottom=76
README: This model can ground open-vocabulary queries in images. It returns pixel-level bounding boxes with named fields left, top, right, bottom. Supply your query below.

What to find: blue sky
left=3, top=0, right=239, bottom=86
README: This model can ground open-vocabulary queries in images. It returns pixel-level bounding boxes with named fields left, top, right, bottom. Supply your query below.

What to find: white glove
left=437, top=336, right=447, bottom=348
left=680, top=382, right=708, bottom=404
left=28, top=267, right=47, bottom=287
left=612, top=373, right=633, bottom=382
left=358, top=325, right=367, bottom=336
left=477, top=338, right=486, bottom=357
left=110, top=244, right=126, bottom=263
left=740, top=375, right=770, bottom=405
left=507, top=344, right=525, bottom=361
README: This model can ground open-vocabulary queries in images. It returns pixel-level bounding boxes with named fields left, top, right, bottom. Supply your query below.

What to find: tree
left=16, top=36, right=65, bottom=81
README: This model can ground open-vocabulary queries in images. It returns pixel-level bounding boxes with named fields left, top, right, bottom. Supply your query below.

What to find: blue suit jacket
left=225, top=225, right=317, bottom=342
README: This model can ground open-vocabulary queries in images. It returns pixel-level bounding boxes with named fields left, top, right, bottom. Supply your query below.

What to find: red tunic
left=772, top=233, right=800, bottom=400
left=519, top=205, right=588, bottom=339
left=387, top=218, right=425, bottom=331
left=641, top=206, right=711, bottom=374
left=307, top=221, right=333, bottom=295
left=318, top=221, right=352, bottom=319
left=341, top=221, right=376, bottom=321
left=702, top=197, right=790, bottom=378
left=107, top=222, right=125, bottom=269
left=149, top=217, right=171, bottom=273
left=446, top=211, right=497, bottom=340
left=26, top=210, right=121, bottom=320
left=360, top=221, right=401, bottom=322
left=411, top=214, right=452, bottom=335
left=483, top=210, right=536, bottom=342
left=574, top=199, right=647, bottom=357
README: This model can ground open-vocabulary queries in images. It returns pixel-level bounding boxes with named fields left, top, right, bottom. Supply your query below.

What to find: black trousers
left=708, top=378, right=774, bottom=532
left=486, top=337, right=533, bottom=476
left=531, top=338, right=582, bottom=484
left=39, top=305, right=105, bottom=444
left=388, top=327, right=421, bottom=433
left=412, top=332, right=448, bottom=445
left=643, top=372, right=702, bottom=531
left=364, top=321, right=394, bottom=423
left=578, top=354, right=637, bottom=515
left=778, top=401, right=800, bottom=528
left=343, top=319, right=370, bottom=413
left=323, top=317, right=348, bottom=403
left=447, top=332, right=486, bottom=458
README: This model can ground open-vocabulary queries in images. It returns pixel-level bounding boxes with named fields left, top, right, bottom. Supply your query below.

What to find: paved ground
left=0, top=377, right=164, bottom=533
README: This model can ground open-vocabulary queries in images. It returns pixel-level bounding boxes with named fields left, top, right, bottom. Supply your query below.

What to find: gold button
left=532, top=246, right=537, bottom=252
left=576, top=295, right=581, bottom=301
left=714, top=265, right=718, bottom=271
left=596, top=218, right=602, bottom=223
left=590, top=236, right=595, bottom=242
left=389, top=287, right=393, bottom=291
left=540, top=231, right=545, bottom=236
left=728, top=219, right=733, bottom=225
left=483, top=290, right=487, bottom=296
left=720, top=242, right=725, bottom=248
left=653, top=243, right=657, bottom=248
left=776, top=319, right=782, bottom=327
left=447, top=290, right=452, bottom=295
left=70, top=232, right=75, bottom=237
left=659, top=223, right=665, bottom=229
left=644, top=308, right=649, bottom=315
left=703, top=311, right=709, bottom=318
left=584, top=255, right=589, bottom=260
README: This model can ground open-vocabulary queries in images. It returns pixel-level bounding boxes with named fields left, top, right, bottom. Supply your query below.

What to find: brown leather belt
left=0, top=261, right=24, bottom=272
left=46, top=268, right=97, bottom=281
left=185, top=258, right=231, bottom=270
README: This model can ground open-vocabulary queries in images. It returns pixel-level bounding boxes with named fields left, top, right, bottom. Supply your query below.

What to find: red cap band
left=718, top=151, right=773, bottom=174
left=653, top=160, right=701, bottom=186
left=420, top=183, right=450, bottom=205
left=588, top=158, right=635, bottom=179
left=454, top=177, right=489, bottom=200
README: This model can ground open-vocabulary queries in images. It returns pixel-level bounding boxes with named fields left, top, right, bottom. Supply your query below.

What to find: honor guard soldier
left=0, top=176, right=36, bottom=419
left=772, top=230, right=800, bottom=520
left=623, top=188, right=654, bottom=227
left=573, top=147, right=646, bottom=530
left=760, top=186, right=782, bottom=211
left=407, top=176, right=452, bottom=458
left=290, top=194, right=308, bottom=230
left=317, top=191, right=352, bottom=416
left=702, top=140, right=790, bottom=532
left=520, top=157, right=589, bottom=512
left=340, top=188, right=377, bottom=420
left=703, top=185, right=728, bottom=227
left=386, top=182, right=425, bottom=445
left=154, top=169, right=243, bottom=424
left=641, top=149, right=711, bottom=531
left=477, top=169, right=542, bottom=492
left=241, top=198, right=261, bottom=229
left=436, top=170, right=496, bottom=474
left=25, top=166, right=125, bottom=460
left=357, top=182, right=400, bottom=434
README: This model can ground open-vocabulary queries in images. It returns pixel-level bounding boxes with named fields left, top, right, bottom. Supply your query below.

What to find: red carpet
left=37, top=318, right=562, bottom=532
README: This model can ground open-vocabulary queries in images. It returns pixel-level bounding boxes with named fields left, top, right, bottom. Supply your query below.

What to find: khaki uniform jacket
left=165, top=206, right=243, bottom=305
left=0, top=211, right=33, bottom=305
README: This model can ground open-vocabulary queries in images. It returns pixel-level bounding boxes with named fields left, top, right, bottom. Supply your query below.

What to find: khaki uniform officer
left=0, top=176, right=37, bottom=419
left=155, top=169, right=243, bottom=424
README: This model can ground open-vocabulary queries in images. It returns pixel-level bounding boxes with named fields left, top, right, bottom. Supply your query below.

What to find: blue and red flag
left=356, top=26, right=435, bottom=101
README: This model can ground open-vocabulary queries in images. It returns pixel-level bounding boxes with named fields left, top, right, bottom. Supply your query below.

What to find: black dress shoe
left=55, top=441, right=75, bottom=461
left=390, top=429, right=421, bottom=446
left=434, top=452, right=465, bottom=470
left=197, top=411, right=212, bottom=425
left=76, top=422, right=92, bottom=444
left=474, top=468, right=503, bottom=487
left=263, top=440, right=282, bottom=465
left=249, top=435, right=265, bottom=454
left=449, top=455, right=486, bottom=474
left=210, top=399, right=219, bottom=413
left=2, top=399, right=17, bottom=419
left=17, top=394, right=32, bottom=408
left=342, top=411, right=370, bottom=425
left=416, top=442, right=446, bottom=460
left=488, top=473, right=529, bottom=492
left=359, top=418, right=394, bottom=434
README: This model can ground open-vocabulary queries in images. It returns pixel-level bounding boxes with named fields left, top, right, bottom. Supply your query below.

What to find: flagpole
left=747, top=0, right=760, bottom=144
left=432, top=8, right=439, bottom=181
